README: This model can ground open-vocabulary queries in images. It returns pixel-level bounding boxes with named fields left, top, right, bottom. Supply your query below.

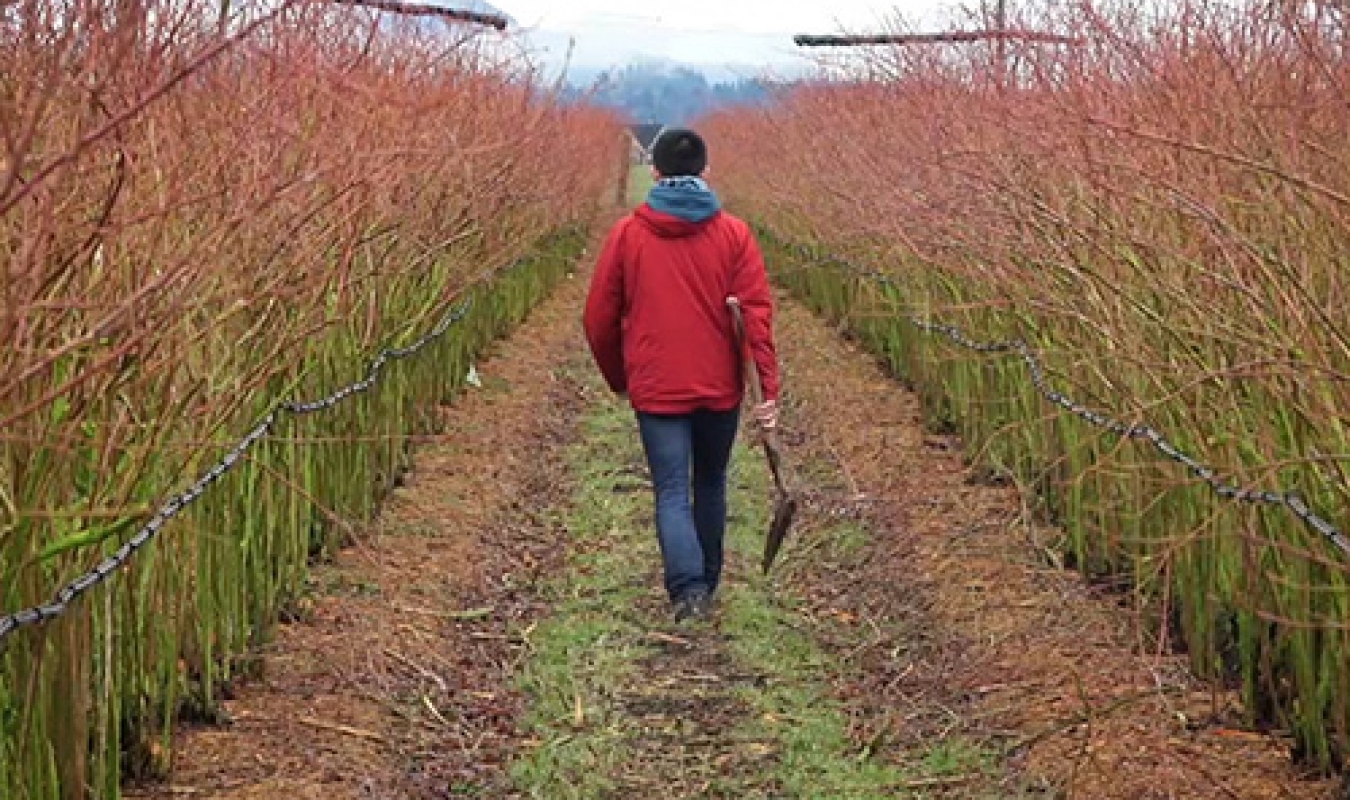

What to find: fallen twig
left=891, top=773, right=979, bottom=789
left=297, top=716, right=386, bottom=743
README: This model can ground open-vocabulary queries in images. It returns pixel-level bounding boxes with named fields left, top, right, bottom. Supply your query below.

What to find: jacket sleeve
left=729, top=225, right=780, bottom=402
left=583, top=220, right=628, bottom=394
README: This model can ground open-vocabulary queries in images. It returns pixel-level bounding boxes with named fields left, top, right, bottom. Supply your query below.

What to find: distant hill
left=565, top=60, right=777, bottom=125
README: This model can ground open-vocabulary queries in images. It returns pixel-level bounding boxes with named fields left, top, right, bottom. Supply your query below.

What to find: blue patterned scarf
left=646, top=176, right=722, bottom=223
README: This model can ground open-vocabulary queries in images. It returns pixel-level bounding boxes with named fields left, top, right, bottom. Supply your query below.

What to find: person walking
left=583, top=128, right=780, bottom=622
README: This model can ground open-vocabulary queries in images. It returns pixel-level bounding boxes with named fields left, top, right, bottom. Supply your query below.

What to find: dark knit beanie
left=650, top=128, right=708, bottom=177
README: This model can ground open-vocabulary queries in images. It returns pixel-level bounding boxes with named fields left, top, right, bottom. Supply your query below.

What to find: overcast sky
left=497, top=1, right=965, bottom=77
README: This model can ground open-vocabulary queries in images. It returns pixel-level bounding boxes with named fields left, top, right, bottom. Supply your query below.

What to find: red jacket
left=583, top=204, right=779, bottom=414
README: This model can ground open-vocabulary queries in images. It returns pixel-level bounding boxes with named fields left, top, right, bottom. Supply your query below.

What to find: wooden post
left=793, top=31, right=1080, bottom=46
left=326, top=0, right=509, bottom=30
left=794, top=19, right=1081, bottom=93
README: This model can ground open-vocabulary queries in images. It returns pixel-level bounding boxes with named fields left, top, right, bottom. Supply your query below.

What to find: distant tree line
left=565, top=62, right=778, bottom=124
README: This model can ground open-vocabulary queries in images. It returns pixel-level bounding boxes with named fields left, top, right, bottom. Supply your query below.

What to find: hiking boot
left=674, top=588, right=712, bottom=623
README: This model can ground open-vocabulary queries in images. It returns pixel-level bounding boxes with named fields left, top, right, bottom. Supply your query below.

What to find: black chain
left=0, top=285, right=486, bottom=644
left=770, top=233, right=1350, bottom=558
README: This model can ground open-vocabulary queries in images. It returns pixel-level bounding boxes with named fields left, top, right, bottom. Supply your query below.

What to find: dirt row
left=130, top=235, right=1338, bottom=799
left=772, top=300, right=1338, bottom=799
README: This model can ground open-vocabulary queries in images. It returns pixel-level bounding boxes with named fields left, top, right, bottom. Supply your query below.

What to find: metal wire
left=0, top=275, right=494, bottom=644
left=772, top=234, right=1350, bottom=559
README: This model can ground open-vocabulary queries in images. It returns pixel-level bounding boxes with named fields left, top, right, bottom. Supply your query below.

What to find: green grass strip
left=511, top=366, right=1006, bottom=798
left=508, top=398, right=657, bottom=798
left=626, top=164, right=654, bottom=208
left=719, top=457, right=928, bottom=799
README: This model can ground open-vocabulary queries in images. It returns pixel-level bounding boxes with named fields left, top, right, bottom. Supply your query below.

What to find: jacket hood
left=634, top=203, right=718, bottom=238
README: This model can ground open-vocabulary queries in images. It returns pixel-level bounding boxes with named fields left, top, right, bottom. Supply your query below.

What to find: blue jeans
left=636, top=408, right=740, bottom=603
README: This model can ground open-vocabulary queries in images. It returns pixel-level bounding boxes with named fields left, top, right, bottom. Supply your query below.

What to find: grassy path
left=508, top=368, right=986, bottom=799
